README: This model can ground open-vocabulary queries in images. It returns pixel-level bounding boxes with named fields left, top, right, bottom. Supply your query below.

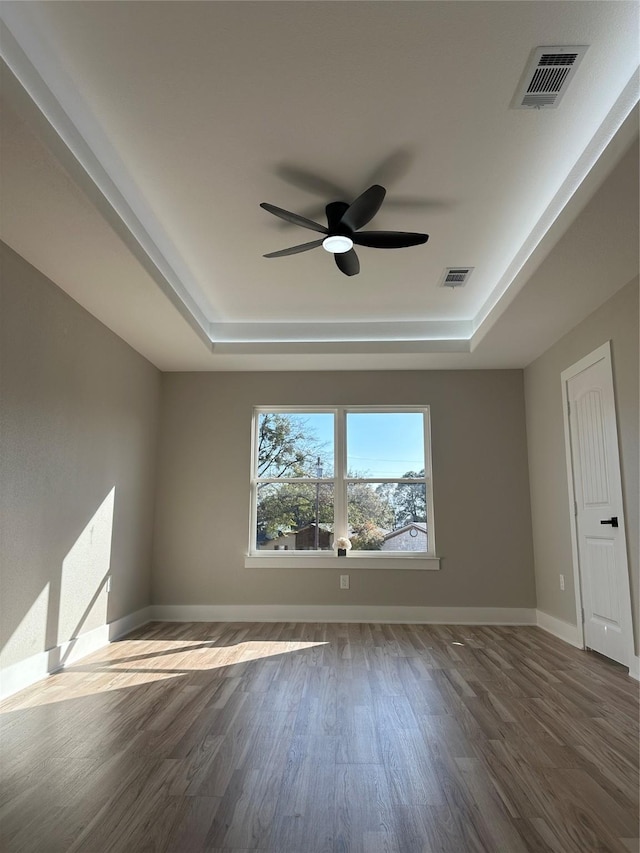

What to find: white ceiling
left=0, top=1, right=638, bottom=370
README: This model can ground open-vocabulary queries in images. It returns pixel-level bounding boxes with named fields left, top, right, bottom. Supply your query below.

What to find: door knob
left=600, top=517, right=619, bottom=527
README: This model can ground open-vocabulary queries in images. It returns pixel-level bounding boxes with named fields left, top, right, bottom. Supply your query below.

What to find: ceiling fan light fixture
left=261, top=185, right=428, bottom=275
left=322, top=235, right=353, bottom=254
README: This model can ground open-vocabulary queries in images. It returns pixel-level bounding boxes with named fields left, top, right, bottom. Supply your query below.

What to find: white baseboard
left=150, top=604, right=537, bottom=625
left=536, top=611, right=640, bottom=680
left=107, top=606, right=153, bottom=642
left=0, top=606, right=152, bottom=701
left=535, top=609, right=582, bottom=648
left=3, top=603, right=633, bottom=700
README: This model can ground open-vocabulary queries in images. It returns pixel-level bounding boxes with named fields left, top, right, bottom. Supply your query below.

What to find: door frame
left=561, top=340, right=634, bottom=664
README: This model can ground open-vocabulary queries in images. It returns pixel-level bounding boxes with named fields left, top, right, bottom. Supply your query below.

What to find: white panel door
left=567, top=348, right=631, bottom=665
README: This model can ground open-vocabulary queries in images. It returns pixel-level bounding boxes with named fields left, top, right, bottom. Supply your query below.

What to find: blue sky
left=302, top=412, right=424, bottom=478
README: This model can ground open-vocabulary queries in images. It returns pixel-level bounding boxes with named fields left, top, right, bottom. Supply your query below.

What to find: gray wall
left=0, top=244, right=161, bottom=670
left=152, top=370, right=536, bottom=609
left=524, top=278, right=639, bottom=653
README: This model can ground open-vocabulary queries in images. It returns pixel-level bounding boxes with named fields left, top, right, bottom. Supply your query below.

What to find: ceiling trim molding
left=209, top=319, right=472, bottom=344
left=211, top=339, right=471, bottom=356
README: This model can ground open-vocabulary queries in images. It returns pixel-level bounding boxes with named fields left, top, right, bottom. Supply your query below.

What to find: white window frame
left=245, top=405, right=440, bottom=570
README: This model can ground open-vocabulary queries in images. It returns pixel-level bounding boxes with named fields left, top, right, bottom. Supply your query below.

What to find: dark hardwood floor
left=1, top=622, right=638, bottom=852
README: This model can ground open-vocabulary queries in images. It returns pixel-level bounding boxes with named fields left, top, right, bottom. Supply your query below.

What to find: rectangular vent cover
left=441, top=267, right=474, bottom=288
left=512, top=46, right=588, bottom=109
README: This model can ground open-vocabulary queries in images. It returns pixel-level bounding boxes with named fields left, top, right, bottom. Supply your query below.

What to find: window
left=249, top=407, right=436, bottom=561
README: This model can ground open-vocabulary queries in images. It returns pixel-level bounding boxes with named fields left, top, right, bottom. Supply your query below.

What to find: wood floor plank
left=267, top=755, right=335, bottom=853
left=203, top=763, right=282, bottom=850
left=452, top=756, right=530, bottom=852
left=335, top=763, right=399, bottom=853
left=1, top=622, right=637, bottom=852
left=161, top=795, right=220, bottom=853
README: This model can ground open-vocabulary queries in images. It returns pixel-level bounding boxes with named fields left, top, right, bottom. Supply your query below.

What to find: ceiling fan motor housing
left=325, top=201, right=352, bottom=236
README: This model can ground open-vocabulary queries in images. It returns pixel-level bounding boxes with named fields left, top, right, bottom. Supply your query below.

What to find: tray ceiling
left=0, top=1, right=638, bottom=369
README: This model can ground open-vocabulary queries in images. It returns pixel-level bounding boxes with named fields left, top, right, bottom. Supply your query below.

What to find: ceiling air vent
left=512, top=46, right=589, bottom=109
left=441, top=267, right=474, bottom=288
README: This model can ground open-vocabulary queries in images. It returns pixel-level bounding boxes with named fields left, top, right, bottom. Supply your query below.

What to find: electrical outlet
left=340, top=574, right=349, bottom=590
left=559, top=574, right=565, bottom=591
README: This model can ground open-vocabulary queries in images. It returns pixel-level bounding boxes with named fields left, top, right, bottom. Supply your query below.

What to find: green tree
left=393, top=470, right=426, bottom=526
left=347, top=480, right=394, bottom=530
left=257, top=413, right=329, bottom=478
left=350, top=520, right=385, bottom=551
left=346, top=476, right=394, bottom=551
left=257, top=414, right=332, bottom=542
left=257, top=482, right=332, bottom=538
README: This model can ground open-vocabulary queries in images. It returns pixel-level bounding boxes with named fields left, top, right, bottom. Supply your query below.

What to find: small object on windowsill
left=334, top=537, right=351, bottom=557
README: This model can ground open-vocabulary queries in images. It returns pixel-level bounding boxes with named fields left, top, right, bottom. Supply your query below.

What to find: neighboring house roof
left=295, top=523, right=333, bottom=533
left=383, top=523, right=427, bottom=541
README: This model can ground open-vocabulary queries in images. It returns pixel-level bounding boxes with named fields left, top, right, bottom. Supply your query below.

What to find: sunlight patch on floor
left=0, top=638, right=328, bottom=711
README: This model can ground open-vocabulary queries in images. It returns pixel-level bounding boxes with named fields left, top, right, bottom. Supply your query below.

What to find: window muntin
left=251, top=407, right=434, bottom=555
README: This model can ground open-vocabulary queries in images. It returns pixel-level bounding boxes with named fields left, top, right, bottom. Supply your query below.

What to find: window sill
left=244, top=554, right=440, bottom=570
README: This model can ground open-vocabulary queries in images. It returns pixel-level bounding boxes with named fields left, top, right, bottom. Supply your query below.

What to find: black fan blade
left=264, top=239, right=324, bottom=258
left=352, top=231, right=429, bottom=249
left=335, top=249, right=360, bottom=276
left=340, top=185, right=386, bottom=231
left=275, top=202, right=327, bottom=228
left=260, top=203, right=328, bottom=234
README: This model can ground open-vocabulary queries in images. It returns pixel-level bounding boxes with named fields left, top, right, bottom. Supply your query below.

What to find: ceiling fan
left=260, top=185, right=429, bottom=276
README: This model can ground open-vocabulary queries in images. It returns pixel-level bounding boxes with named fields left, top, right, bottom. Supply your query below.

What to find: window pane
left=346, top=412, right=424, bottom=478
left=256, top=482, right=334, bottom=550
left=257, top=412, right=334, bottom=478
left=347, top=481, right=427, bottom=552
